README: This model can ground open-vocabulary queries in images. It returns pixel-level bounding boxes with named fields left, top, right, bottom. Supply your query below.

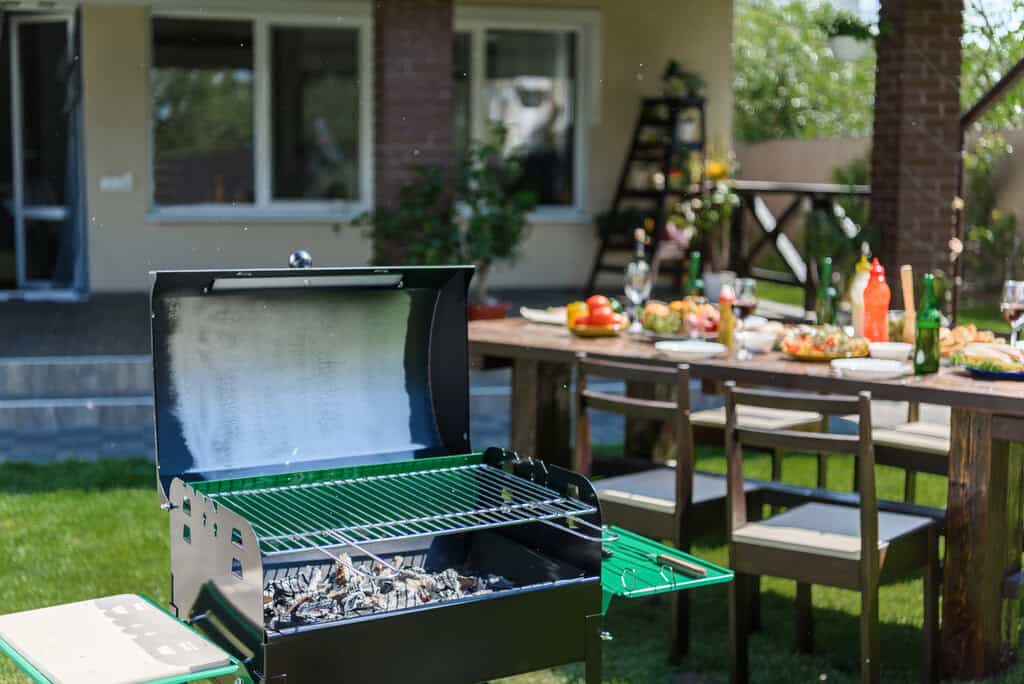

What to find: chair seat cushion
left=732, top=502, right=934, bottom=560
left=692, top=404, right=822, bottom=431
left=594, top=468, right=758, bottom=514
left=873, top=421, right=950, bottom=456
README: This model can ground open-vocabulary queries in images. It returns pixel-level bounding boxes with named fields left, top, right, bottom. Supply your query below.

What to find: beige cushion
left=873, top=421, right=950, bottom=456
left=595, top=468, right=758, bottom=514
left=692, top=404, right=822, bottom=431
left=733, top=502, right=933, bottom=560
left=0, top=594, right=232, bottom=684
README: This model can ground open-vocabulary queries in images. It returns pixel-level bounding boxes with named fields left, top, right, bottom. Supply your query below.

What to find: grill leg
left=585, top=613, right=603, bottom=684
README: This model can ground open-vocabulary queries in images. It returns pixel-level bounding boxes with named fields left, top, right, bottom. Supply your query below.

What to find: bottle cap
left=719, top=284, right=736, bottom=303
left=856, top=254, right=870, bottom=273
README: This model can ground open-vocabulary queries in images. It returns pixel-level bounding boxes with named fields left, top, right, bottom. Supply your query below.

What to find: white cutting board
left=0, top=594, right=231, bottom=684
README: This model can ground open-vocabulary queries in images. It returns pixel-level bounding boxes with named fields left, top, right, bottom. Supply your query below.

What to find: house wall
left=80, top=0, right=734, bottom=292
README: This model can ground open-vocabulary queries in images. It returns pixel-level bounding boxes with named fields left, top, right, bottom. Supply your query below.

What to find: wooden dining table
left=469, top=317, right=1024, bottom=681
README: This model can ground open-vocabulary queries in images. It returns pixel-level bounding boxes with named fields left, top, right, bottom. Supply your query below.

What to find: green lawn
left=756, top=279, right=1011, bottom=334
left=2, top=456, right=1024, bottom=684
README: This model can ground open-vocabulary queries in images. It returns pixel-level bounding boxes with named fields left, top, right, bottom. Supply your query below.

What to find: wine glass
left=624, top=259, right=653, bottom=333
left=735, top=278, right=759, bottom=319
left=1001, top=280, right=1024, bottom=346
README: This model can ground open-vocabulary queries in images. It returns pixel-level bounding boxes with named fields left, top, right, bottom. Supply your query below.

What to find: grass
left=756, top=280, right=1012, bottom=335
left=2, top=456, right=1024, bottom=683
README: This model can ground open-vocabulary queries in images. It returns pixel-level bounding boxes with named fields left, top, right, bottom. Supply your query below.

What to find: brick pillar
left=374, top=0, right=454, bottom=263
left=870, top=0, right=963, bottom=307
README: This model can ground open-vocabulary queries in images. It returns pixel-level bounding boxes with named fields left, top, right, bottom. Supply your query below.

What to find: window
left=149, top=12, right=370, bottom=217
left=152, top=18, right=254, bottom=206
left=454, top=8, right=599, bottom=215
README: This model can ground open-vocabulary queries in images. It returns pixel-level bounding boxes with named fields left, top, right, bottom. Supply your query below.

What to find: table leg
left=942, top=408, right=1023, bottom=679
left=509, top=358, right=572, bottom=469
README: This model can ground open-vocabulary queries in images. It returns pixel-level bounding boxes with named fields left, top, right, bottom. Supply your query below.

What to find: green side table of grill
left=0, top=594, right=251, bottom=684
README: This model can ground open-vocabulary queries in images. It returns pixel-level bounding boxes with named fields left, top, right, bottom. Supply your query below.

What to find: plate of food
left=941, top=324, right=1001, bottom=358
left=780, top=325, right=869, bottom=361
left=640, top=298, right=719, bottom=339
left=567, top=295, right=629, bottom=338
left=951, top=342, right=1024, bottom=380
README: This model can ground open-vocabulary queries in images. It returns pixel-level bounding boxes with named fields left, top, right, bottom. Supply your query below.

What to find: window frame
left=146, top=5, right=373, bottom=223
left=454, top=5, right=601, bottom=221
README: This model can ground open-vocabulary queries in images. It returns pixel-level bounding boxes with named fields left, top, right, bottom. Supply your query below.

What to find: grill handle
left=539, top=516, right=620, bottom=544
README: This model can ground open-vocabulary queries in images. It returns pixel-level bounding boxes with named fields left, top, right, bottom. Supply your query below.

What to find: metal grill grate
left=207, top=463, right=598, bottom=556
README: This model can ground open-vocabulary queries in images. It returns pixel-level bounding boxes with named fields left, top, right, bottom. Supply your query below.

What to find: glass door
left=8, top=13, right=81, bottom=297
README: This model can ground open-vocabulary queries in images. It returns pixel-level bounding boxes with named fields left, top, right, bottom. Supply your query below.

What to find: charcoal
left=263, top=554, right=515, bottom=629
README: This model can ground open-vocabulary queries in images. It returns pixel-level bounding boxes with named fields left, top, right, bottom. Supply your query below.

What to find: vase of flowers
left=670, top=179, right=740, bottom=301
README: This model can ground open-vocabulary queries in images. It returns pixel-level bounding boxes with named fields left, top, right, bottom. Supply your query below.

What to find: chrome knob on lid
left=289, top=250, right=313, bottom=268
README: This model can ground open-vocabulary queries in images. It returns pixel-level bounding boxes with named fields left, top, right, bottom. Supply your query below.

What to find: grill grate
left=207, top=463, right=598, bottom=556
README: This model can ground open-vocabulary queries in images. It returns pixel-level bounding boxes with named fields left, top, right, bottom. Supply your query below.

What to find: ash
left=264, top=554, right=515, bottom=629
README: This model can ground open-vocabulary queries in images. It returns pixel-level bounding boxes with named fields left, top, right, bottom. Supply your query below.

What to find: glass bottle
left=814, top=257, right=838, bottom=325
left=685, top=251, right=705, bottom=299
left=914, top=273, right=942, bottom=375
left=624, top=228, right=652, bottom=332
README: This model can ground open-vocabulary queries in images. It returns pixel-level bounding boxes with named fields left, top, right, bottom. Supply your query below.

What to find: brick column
left=374, top=0, right=454, bottom=263
left=870, top=0, right=963, bottom=307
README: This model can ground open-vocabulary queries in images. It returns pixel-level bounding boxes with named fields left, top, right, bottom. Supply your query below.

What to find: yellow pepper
left=567, top=301, right=589, bottom=327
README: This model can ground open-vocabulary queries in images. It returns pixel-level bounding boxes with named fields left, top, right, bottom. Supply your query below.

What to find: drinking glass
left=624, top=259, right=653, bottom=332
left=1001, top=280, right=1024, bottom=345
left=735, top=278, right=759, bottom=319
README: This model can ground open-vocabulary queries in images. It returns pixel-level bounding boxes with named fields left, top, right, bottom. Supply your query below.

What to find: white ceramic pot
left=703, top=270, right=736, bottom=303
left=829, top=35, right=871, bottom=62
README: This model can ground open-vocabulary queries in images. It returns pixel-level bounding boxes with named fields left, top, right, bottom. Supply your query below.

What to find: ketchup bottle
left=862, top=258, right=891, bottom=342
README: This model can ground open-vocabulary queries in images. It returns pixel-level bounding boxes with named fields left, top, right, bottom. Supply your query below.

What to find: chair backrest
left=573, top=352, right=693, bottom=519
left=722, top=382, right=877, bottom=563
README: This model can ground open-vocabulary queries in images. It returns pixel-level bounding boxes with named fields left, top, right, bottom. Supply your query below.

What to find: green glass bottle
left=914, top=273, right=942, bottom=375
left=814, top=257, right=838, bottom=325
left=685, top=251, right=705, bottom=298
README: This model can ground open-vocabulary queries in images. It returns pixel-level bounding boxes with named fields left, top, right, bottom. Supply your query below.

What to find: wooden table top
left=469, top=318, right=1024, bottom=417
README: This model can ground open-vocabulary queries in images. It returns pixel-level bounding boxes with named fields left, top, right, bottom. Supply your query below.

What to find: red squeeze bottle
left=862, top=258, right=891, bottom=342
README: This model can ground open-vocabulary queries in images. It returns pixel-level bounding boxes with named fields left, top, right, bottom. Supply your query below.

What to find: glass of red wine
left=1001, top=280, right=1024, bottom=346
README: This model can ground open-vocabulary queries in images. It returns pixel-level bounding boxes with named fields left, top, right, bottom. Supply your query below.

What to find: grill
left=149, top=263, right=730, bottom=684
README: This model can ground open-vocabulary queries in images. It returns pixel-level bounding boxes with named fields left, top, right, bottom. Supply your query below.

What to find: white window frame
left=146, top=4, right=373, bottom=224
left=455, top=6, right=601, bottom=223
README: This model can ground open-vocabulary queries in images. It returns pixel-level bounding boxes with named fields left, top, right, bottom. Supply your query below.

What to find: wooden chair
left=872, top=402, right=949, bottom=503
left=573, top=353, right=763, bottom=662
left=724, top=384, right=940, bottom=684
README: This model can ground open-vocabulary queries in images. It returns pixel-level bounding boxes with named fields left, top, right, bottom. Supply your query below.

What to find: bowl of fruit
left=780, top=325, right=869, bottom=361
left=566, top=295, right=629, bottom=337
left=640, top=298, right=719, bottom=340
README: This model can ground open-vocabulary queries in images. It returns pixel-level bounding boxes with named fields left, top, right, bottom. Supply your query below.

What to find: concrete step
left=0, top=354, right=152, bottom=400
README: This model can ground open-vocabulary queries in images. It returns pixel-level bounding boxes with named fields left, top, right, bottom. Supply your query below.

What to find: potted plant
left=354, top=165, right=461, bottom=266
left=459, top=125, right=538, bottom=319
left=670, top=179, right=740, bottom=301
left=820, top=11, right=875, bottom=62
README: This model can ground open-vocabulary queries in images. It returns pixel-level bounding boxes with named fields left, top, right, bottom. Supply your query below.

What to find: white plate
left=654, top=340, right=728, bottom=361
left=830, top=358, right=911, bottom=381
left=869, top=341, right=913, bottom=362
left=520, top=306, right=566, bottom=326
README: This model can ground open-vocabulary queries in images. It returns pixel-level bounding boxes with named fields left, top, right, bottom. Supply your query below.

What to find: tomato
left=588, top=306, right=616, bottom=326
left=586, top=295, right=610, bottom=310
left=573, top=315, right=591, bottom=326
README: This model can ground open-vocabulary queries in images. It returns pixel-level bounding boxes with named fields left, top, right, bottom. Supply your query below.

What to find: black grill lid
left=150, top=265, right=472, bottom=499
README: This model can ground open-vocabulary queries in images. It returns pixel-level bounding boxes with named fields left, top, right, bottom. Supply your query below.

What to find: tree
left=733, top=0, right=876, bottom=143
